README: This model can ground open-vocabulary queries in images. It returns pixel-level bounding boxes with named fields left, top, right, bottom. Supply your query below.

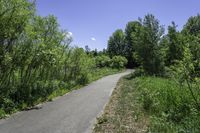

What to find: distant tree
left=90, top=48, right=98, bottom=56
left=85, top=45, right=91, bottom=54
left=98, top=48, right=107, bottom=56
left=102, top=48, right=107, bottom=55
left=107, top=29, right=125, bottom=57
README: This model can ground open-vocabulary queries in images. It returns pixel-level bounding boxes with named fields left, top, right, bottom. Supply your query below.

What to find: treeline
left=106, top=14, right=200, bottom=131
left=107, top=14, right=200, bottom=108
left=107, top=12, right=200, bottom=112
left=107, top=14, right=200, bottom=77
left=0, top=0, right=127, bottom=116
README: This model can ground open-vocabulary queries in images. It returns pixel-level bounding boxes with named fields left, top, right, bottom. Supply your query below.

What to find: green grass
left=0, top=68, right=123, bottom=119
left=94, top=75, right=200, bottom=133
left=135, top=76, right=200, bottom=133
left=88, top=67, right=124, bottom=82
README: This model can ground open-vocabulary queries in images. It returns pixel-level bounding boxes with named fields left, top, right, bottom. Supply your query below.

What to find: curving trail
left=0, top=70, right=131, bottom=133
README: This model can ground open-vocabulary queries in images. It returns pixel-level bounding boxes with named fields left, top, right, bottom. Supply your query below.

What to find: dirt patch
left=93, top=76, right=149, bottom=133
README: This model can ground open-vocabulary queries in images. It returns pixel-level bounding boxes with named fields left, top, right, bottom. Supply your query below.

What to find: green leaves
left=107, top=29, right=126, bottom=57
left=0, top=0, right=106, bottom=114
left=132, top=14, right=165, bottom=75
left=165, top=22, right=186, bottom=66
left=110, top=56, right=127, bottom=69
left=95, top=55, right=127, bottom=69
left=0, top=0, right=33, bottom=42
left=95, top=55, right=111, bottom=68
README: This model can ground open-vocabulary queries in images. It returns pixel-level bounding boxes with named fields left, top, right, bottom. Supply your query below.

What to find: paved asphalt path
left=0, top=70, right=131, bottom=133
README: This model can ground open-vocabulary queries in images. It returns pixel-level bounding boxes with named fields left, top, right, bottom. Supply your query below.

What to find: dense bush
left=95, top=55, right=127, bottom=69
left=95, top=55, right=111, bottom=68
left=110, top=56, right=127, bottom=69
left=107, top=29, right=126, bottom=57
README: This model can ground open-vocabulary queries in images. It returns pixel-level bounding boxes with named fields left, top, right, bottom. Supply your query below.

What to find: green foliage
left=128, top=67, right=145, bottom=78
left=103, top=13, right=200, bottom=132
left=95, top=55, right=111, bottom=68
left=107, top=29, right=125, bottom=57
left=124, top=21, right=142, bottom=67
left=95, top=55, right=127, bottom=69
left=133, top=14, right=165, bottom=75
left=182, top=14, right=200, bottom=36
left=106, top=14, right=200, bottom=77
left=94, top=75, right=200, bottom=132
left=167, top=45, right=200, bottom=110
left=165, top=22, right=185, bottom=66
left=134, top=76, right=200, bottom=132
left=67, top=48, right=93, bottom=85
left=0, top=109, right=6, bottom=119
left=182, top=14, right=200, bottom=77
left=110, top=56, right=127, bottom=69
left=0, top=0, right=122, bottom=118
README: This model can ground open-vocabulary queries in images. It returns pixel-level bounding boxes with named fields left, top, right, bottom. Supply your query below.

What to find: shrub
left=77, top=72, right=89, bottom=85
left=0, top=109, right=6, bottom=118
left=1, top=98, right=15, bottom=113
left=128, top=67, right=145, bottom=78
left=95, top=55, right=111, bottom=68
left=110, top=56, right=127, bottom=69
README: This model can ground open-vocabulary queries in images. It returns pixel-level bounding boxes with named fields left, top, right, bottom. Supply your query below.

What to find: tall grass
left=135, top=76, right=200, bottom=132
left=0, top=67, right=122, bottom=119
left=94, top=75, right=200, bottom=133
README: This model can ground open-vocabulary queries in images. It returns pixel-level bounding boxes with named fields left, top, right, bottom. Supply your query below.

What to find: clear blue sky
left=36, top=0, right=200, bottom=50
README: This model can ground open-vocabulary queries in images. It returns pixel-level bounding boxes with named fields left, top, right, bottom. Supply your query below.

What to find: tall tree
left=182, top=14, right=200, bottom=35
left=134, top=14, right=165, bottom=75
left=107, top=29, right=125, bottom=57
left=166, top=22, right=185, bottom=66
left=0, top=0, right=35, bottom=98
left=124, top=21, right=142, bottom=68
left=182, top=14, right=200, bottom=76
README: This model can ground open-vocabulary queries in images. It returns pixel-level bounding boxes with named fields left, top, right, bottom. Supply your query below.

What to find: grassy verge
left=94, top=75, right=200, bottom=133
left=47, top=68, right=123, bottom=101
left=0, top=68, right=123, bottom=119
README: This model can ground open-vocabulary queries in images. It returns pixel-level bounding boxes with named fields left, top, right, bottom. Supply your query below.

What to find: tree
left=124, top=21, right=142, bottom=68
left=85, top=45, right=90, bottom=54
left=107, top=29, right=125, bottom=57
left=182, top=14, right=200, bottom=35
left=0, top=0, right=35, bottom=102
left=134, top=14, right=165, bottom=75
left=165, top=22, right=185, bottom=66
left=182, top=14, right=200, bottom=76
left=0, top=0, right=34, bottom=81
left=90, top=48, right=98, bottom=56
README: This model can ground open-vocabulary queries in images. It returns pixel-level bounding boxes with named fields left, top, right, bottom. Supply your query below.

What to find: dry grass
left=93, top=76, right=149, bottom=133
